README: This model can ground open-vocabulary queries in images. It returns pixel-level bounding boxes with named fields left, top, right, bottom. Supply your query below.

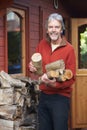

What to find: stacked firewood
left=0, top=70, right=40, bottom=130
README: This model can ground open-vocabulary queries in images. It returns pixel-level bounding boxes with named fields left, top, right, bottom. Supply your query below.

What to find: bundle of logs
left=31, top=53, right=73, bottom=81
left=45, top=60, right=73, bottom=81
left=0, top=70, right=40, bottom=130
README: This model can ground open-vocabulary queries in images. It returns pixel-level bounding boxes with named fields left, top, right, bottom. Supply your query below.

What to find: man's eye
left=55, top=26, right=59, bottom=28
left=48, top=26, right=52, bottom=29
left=48, top=26, right=60, bottom=29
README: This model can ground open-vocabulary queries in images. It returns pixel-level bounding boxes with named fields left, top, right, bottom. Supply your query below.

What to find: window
left=78, top=24, right=87, bottom=69
left=7, top=8, right=26, bottom=75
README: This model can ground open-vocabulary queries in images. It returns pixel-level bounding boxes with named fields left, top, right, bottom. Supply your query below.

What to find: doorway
left=71, top=19, right=87, bottom=129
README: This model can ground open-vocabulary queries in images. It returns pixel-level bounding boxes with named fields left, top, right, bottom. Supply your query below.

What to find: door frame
left=71, top=18, right=87, bottom=129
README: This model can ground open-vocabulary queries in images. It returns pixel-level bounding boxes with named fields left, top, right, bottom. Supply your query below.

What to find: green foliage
left=80, top=28, right=87, bottom=54
left=80, top=28, right=87, bottom=68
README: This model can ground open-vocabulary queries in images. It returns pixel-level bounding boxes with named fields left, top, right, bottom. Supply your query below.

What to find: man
left=29, top=13, right=76, bottom=130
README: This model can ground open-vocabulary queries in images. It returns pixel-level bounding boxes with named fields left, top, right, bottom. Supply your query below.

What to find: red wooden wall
left=0, top=17, right=6, bottom=71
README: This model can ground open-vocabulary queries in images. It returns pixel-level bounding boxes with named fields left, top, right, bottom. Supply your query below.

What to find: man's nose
left=52, top=27, right=56, bottom=31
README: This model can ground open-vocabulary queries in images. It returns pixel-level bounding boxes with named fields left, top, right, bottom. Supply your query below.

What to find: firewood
left=31, top=53, right=43, bottom=75
left=19, top=113, right=37, bottom=127
left=63, top=69, right=73, bottom=80
left=46, top=69, right=73, bottom=82
left=45, top=59, right=65, bottom=72
left=0, top=87, right=27, bottom=106
left=47, top=70, right=59, bottom=79
left=0, top=73, right=40, bottom=128
left=0, top=87, right=14, bottom=105
left=0, top=76, right=11, bottom=88
left=13, top=105, right=22, bottom=120
left=0, top=118, right=21, bottom=130
left=0, top=105, right=22, bottom=120
left=14, top=90, right=22, bottom=104
left=56, top=75, right=66, bottom=82
left=0, top=70, right=26, bottom=87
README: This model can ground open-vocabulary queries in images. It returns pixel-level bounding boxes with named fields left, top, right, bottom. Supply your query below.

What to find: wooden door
left=71, top=19, right=87, bottom=128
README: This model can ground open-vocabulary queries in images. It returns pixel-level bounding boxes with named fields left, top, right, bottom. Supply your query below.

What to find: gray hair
left=45, top=13, right=65, bottom=31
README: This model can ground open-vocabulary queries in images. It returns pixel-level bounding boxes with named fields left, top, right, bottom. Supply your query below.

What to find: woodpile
left=0, top=70, right=40, bottom=130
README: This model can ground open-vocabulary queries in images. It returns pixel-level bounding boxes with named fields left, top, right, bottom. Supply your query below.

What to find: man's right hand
left=28, top=61, right=37, bottom=73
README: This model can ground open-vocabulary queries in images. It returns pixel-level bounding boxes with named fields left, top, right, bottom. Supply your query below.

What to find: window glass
left=78, top=24, right=87, bottom=69
left=7, top=11, right=22, bottom=74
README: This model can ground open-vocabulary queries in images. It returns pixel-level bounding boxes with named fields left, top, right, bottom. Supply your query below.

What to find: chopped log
left=14, top=92, right=25, bottom=107
left=0, top=87, right=26, bottom=105
left=31, top=53, right=43, bottom=75
left=19, top=113, right=37, bottom=128
left=0, top=87, right=14, bottom=105
left=20, top=76, right=40, bottom=92
left=0, top=70, right=26, bottom=88
left=0, top=105, right=22, bottom=120
left=0, top=119, right=21, bottom=130
left=47, top=70, right=59, bottom=79
left=57, top=69, right=73, bottom=82
left=45, top=59, right=65, bottom=72
left=0, top=76, right=11, bottom=88
left=56, top=75, right=66, bottom=82
left=63, top=69, right=73, bottom=80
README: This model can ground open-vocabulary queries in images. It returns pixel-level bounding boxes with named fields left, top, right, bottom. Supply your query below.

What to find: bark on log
left=0, top=70, right=26, bottom=87
left=0, top=87, right=14, bottom=105
left=19, top=113, right=37, bottom=128
left=45, top=59, right=65, bottom=72
left=0, top=119, right=21, bottom=130
left=56, top=75, right=66, bottom=82
left=0, top=76, right=11, bottom=88
left=18, top=76, right=40, bottom=92
left=0, top=87, right=27, bottom=105
left=0, top=105, right=22, bottom=120
left=31, top=53, right=43, bottom=75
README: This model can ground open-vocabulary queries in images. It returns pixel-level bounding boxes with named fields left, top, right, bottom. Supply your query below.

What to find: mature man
left=29, top=13, right=76, bottom=130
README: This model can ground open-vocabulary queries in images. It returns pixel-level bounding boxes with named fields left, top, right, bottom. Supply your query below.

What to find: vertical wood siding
left=0, top=17, right=5, bottom=71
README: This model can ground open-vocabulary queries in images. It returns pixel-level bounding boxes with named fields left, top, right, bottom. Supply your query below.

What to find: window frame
left=6, top=7, right=26, bottom=76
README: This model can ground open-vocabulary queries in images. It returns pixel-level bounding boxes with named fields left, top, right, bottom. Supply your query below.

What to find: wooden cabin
left=0, top=0, right=87, bottom=129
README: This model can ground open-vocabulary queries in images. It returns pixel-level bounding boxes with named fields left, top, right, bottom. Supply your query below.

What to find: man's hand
left=40, top=73, right=56, bottom=87
left=28, top=61, right=37, bottom=72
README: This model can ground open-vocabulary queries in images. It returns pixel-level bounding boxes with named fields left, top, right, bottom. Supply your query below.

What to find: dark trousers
left=38, top=92, right=70, bottom=130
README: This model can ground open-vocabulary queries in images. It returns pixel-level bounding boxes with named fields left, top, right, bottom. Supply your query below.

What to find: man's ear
left=61, top=30, right=63, bottom=33
left=46, top=30, right=48, bottom=33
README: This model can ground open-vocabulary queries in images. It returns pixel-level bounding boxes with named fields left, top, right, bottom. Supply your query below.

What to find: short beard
left=46, top=33, right=62, bottom=43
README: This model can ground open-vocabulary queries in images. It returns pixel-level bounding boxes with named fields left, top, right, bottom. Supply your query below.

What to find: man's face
left=47, top=19, right=62, bottom=42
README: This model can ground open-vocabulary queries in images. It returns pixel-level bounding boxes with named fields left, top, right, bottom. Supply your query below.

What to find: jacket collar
left=58, top=38, right=67, bottom=48
left=47, top=37, right=67, bottom=48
